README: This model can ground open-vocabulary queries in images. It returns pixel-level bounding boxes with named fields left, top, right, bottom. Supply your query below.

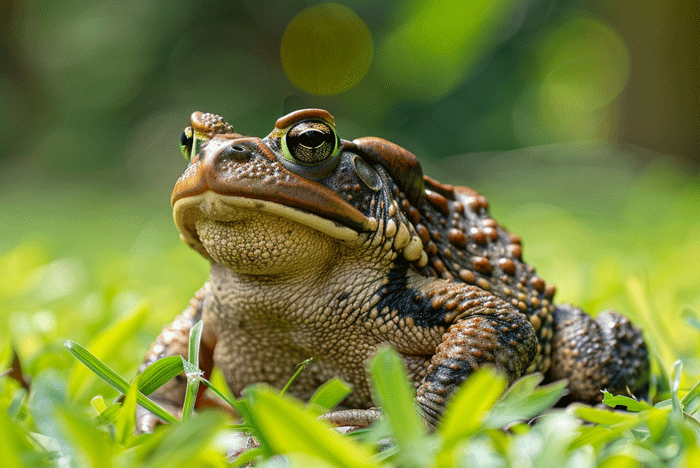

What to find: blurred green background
left=1, top=0, right=698, bottom=387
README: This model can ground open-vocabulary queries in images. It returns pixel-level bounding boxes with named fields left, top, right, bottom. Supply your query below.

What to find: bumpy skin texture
left=139, top=109, right=649, bottom=429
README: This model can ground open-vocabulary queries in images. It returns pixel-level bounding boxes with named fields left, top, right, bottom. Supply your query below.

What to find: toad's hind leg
left=415, top=291, right=538, bottom=426
left=547, top=304, right=649, bottom=403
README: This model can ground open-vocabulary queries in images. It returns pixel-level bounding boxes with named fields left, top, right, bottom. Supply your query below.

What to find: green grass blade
left=137, top=355, right=184, bottom=396
left=54, top=408, right=115, bottom=468
left=671, top=360, right=683, bottom=414
left=243, top=384, right=378, bottom=468
left=484, top=375, right=568, bottom=429
left=436, top=367, right=506, bottom=467
left=136, top=411, right=228, bottom=468
left=0, top=412, right=25, bottom=468
left=280, top=357, right=314, bottom=395
left=574, top=405, right=641, bottom=426
left=182, top=322, right=205, bottom=421
left=181, top=362, right=201, bottom=421
left=308, top=378, right=352, bottom=413
left=114, top=378, right=139, bottom=446
left=199, top=377, right=237, bottom=408
left=64, top=340, right=178, bottom=424
left=602, top=392, right=654, bottom=412
left=97, top=404, right=122, bottom=425
left=67, top=301, right=149, bottom=400
left=681, top=377, right=700, bottom=414
left=370, top=347, right=430, bottom=468
left=65, top=340, right=132, bottom=394
left=439, top=367, right=507, bottom=439
left=230, top=447, right=265, bottom=467
left=188, top=320, right=203, bottom=366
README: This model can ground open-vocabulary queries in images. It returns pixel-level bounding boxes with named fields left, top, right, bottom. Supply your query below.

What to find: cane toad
left=138, top=109, right=649, bottom=429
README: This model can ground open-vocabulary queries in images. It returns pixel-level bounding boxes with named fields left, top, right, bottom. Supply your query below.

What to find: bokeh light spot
left=535, top=16, right=631, bottom=138
left=281, top=3, right=373, bottom=96
left=377, top=0, right=513, bottom=102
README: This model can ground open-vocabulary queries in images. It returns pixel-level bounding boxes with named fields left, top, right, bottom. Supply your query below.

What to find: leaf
left=135, top=411, right=229, bottom=468
left=188, top=320, right=203, bottom=366
left=598, top=453, right=642, bottom=468
left=0, top=412, right=26, bottom=468
left=138, top=356, right=184, bottom=396
left=573, top=405, right=640, bottom=426
left=308, top=378, right=352, bottom=413
left=200, top=377, right=237, bottom=408
left=437, top=367, right=507, bottom=468
left=671, top=360, right=683, bottom=414
left=484, top=374, right=568, bottom=429
left=182, top=323, right=205, bottom=421
left=647, top=408, right=670, bottom=443
left=64, top=340, right=178, bottom=424
left=602, top=392, right=653, bottom=412
left=67, top=301, right=149, bottom=400
left=182, top=377, right=200, bottom=421
left=114, top=377, right=139, bottom=446
left=370, top=347, right=433, bottom=468
left=98, top=403, right=122, bottom=425
left=230, top=447, right=266, bottom=467
left=439, top=367, right=507, bottom=440
left=569, top=405, right=644, bottom=451
left=54, top=408, right=115, bottom=467
left=242, top=384, right=378, bottom=468
left=681, top=377, right=700, bottom=415
left=90, top=395, right=108, bottom=415
left=370, top=347, right=425, bottom=442
left=279, top=357, right=314, bottom=396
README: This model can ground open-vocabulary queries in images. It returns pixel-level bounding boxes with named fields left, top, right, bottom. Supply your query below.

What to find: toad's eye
left=283, top=120, right=339, bottom=165
left=180, top=126, right=194, bottom=161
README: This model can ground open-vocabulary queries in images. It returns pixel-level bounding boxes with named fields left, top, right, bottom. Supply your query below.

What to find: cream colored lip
left=173, top=191, right=363, bottom=249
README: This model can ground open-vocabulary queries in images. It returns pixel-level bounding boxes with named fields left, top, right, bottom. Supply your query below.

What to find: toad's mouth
left=173, top=191, right=366, bottom=260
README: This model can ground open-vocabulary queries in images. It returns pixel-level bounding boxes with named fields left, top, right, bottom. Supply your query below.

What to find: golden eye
left=283, top=120, right=339, bottom=164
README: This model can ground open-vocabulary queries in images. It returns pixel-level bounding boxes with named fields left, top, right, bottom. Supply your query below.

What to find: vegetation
left=1, top=0, right=697, bottom=466
left=2, top=155, right=700, bottom=467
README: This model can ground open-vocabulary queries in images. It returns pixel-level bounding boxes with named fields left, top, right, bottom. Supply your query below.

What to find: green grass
left=1, top=151, right=699, bottom=467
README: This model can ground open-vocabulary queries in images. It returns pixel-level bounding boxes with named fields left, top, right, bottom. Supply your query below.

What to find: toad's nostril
left=220, top=144, right=251, bottom=162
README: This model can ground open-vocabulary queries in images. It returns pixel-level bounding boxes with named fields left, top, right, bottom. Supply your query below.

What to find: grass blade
left=602, top=392, right=653, bottom=412
left=188, top=320, right=203, bottom=366
left=182, top=321, right=204, bottom=420
left=370, top=347, right=430, bottom=468
left=64, top=340, right=178, bottom=424
left=484, top=374, right=568, bottom=429
left=243, top=384, right=378, bottom=468
left=137, top=355, right=184, bottom=396
left=67, top=301, right=149, bottom=400
left=308, top=378, right=352, bottom=413
left=280, top=357, right=314, bottom=395
left=440, top=367, right=507, bottom=439
left=181, top=361, right=201, bottom=421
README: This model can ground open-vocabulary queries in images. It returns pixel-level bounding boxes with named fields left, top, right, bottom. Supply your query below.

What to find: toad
left=137, top=109, right=649, bottom=430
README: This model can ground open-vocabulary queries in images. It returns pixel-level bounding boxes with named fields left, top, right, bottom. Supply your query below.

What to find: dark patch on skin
left=373, top=267, right=448, bottom=328
left=337, top=292, right=350, bottom=303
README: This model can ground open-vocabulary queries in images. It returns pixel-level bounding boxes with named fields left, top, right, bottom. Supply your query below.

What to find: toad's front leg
left=135, top=284, right=217, bottom=433
left=415, top=285, right=538, bottom=426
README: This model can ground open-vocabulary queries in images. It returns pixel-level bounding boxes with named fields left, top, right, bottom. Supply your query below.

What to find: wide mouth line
left=173, top=191, right=362, bottom=243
